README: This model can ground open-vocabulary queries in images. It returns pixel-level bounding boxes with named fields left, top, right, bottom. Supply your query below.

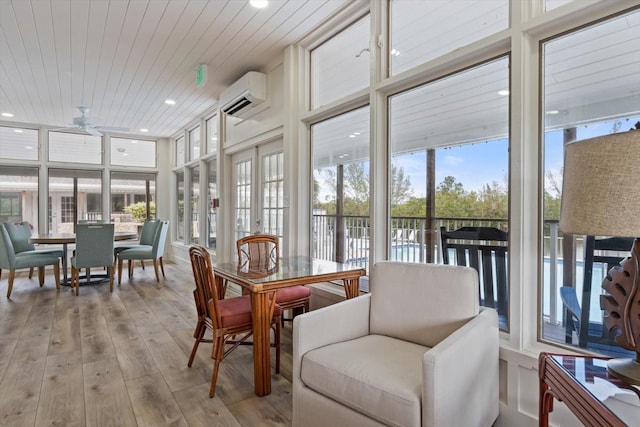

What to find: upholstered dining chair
left=113, top=219, right=160, bottom=269
left=188, top=245, right=281, bottom=397
left=0, top=223, right=60, bottom=298
left=117, top=220, right=169, bottom=283
left=1, top=221, right=63, bottom=280
left=70, top=223, right=115, bottom=296
left=293, top=261, right=499, bottom=427
left=237, top=234, right=311, bottom=323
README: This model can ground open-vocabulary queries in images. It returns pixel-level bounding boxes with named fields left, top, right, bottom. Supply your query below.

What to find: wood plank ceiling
left=0, top=0, right=354, bottom=138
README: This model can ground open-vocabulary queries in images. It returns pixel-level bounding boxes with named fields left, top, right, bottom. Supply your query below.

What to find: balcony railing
left=311, top=213, right=633, bottom=357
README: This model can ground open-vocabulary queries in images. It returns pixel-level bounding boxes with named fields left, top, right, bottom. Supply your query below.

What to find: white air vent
left=220, top=71, right=267, bottom=118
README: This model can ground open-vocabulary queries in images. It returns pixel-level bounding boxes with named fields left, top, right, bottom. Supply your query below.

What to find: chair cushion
left=301, top=334, right=427, bottom=427
left=370, top=262, right=479, bottom=348
left=218, top=295, right=282, bottom=328
left=14, top=252, right=60, bottom=269
left=276, top=285, right=310, bottom=303
left=118, top=245, right=153, bottom=260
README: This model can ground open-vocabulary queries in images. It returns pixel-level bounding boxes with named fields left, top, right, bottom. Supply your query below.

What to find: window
left=206, top=159, right=217, bottom=251
left=176, top=135, right=185, bottom=166
left=390, top=0, right=508, bottom=75
left=48, top=169, right=102, bottom=232
left=389, top=56, right=510, bottom=328
left=312, top=106, right=370, bottom=266
left=0, top=126, right=38, bottom=160
left=49, top=131, right=102, bottom=164
left=0, top=166, right=39, bottom=227
left=540, top=9, right=640, bottom=356
left=311, top=14, right=370, bottom=109
left=176, top=172, right=185, bottom=241
left=111, top=172, right=156, bottom=232
left=206, top=116, right=218, bottom=155
left=111, top=137, right=156, bottom=167
left=262, top=152, right=284, bottom=237
left=189, top=126, right=201, bottom=160
left=190, top=166, right=200, bottom=244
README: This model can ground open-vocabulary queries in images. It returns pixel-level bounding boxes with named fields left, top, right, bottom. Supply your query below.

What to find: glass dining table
left=212, top=255, right=366, bottom=396
left=29, top=231, right=138, bottom=284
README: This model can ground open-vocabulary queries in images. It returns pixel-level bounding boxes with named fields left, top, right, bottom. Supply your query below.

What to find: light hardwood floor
left=0, top=262, right=294, bottom=427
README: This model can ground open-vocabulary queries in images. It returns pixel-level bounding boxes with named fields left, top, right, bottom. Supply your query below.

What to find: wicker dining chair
left=188, top=245, right=281, bottom=397
left=237, top=234, right=311, bottom=323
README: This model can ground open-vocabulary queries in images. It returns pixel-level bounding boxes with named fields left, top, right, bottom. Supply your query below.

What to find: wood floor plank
left=135, top=322, right=210, bottom=392
left=0, top=336, right=17, bottom=382
left=126, top=373, right=189, bottom=427
left=0, top=337, right=49, bottom=427
left=79, top=291, right=117, bottom=364
left=0, top=262, right=297, bottom=427
left=35, top=351, right=85, bottom=427
left=83, top=357, right=137, bottom=427
left=100, top=293, right=159, bottom=380
left=173, top=383, right=242, bottom=427
left=48, top=289, right=83, bottom=355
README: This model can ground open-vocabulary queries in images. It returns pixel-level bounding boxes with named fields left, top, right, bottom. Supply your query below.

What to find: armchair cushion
left=370, top=262, right=479, bottom=348
left=302, top=334, right=427, bottom=426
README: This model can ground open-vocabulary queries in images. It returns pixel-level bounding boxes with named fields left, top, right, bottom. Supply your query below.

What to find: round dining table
left=29, top=231, right=138, bottom=284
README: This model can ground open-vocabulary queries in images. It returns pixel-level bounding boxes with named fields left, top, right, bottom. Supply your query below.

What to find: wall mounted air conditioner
left=220, top=71, right=267, bottom=118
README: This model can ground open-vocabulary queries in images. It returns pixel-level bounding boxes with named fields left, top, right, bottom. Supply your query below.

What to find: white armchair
left=293, top=261, right=499, bottom=427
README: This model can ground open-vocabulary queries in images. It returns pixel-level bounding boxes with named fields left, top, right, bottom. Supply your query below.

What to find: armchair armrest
left=293, top=294, right=371, bottom=365
left=422, top=307, right=499, bottom=427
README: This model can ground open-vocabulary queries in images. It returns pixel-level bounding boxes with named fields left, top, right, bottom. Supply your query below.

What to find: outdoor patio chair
left=561, top=235, right=635, bottom=348
left=440, top=226, right=509, bottom=323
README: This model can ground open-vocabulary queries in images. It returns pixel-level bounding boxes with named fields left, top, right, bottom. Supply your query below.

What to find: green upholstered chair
left=70, top=223, right=115, bottom=296
left=113, top=219, right=160, bottom=269
left=2, top=221, right=63, bottom=280
left=0, top=224, right=60, bottom=298
left=118, top=220, right=169, bottom=283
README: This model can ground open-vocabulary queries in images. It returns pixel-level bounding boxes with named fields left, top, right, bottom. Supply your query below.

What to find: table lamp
left=559, top=127, right=640, bottom=385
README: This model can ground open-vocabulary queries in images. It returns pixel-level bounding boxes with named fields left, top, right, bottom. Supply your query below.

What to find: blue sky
left=396, top=116, right=639, bottom=198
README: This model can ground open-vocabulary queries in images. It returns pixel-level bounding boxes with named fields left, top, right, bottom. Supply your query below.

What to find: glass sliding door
left=110, top=171, right=156, bottom=232
left=48, top=169, right=102, bottom=233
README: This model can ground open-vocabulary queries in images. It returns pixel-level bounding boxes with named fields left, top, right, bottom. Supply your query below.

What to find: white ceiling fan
left=53, top=106, right=129, bottom=136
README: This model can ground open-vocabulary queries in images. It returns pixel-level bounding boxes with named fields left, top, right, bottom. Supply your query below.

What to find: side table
left=539, top=352, right=640, bottom=426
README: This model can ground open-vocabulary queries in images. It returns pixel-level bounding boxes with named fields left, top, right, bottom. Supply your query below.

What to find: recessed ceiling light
left=250, top=0, right=268, bottom=8
left=349, top=134, right=356, bottom=138
left=353, top=132, right=361, bottom=135
left=498, top=90, right=510, bottom=96
left=546, top=110, right=559, bottom=115
left=1, top=112, right=14, bottom=117
left=14, top=129, right=23, bottom=133
left=165, top=99, right=176, bottom=105
left=26, top=146, right=33, bottom=150
left=140, top=128, right=148, bottom=132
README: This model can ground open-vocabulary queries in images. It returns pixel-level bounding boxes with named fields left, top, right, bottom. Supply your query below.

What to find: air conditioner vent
left=223, top=97, right=252, bottom=115
left=219, top=71, right=267, bottom=118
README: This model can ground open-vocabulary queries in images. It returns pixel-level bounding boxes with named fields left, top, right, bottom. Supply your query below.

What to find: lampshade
left=559, top=131, right=640, bottom=237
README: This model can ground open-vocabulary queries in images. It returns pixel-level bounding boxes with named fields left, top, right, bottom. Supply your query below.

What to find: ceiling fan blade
left=95, top=126, right=130, bottom=133
left=84, top=127, right=103, bottom=137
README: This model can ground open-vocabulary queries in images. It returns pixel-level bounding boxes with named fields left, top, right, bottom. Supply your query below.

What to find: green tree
left=316, top=162, right=413, bottom=216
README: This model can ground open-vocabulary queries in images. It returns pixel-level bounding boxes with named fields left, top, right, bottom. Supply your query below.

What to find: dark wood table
left=212, top=256, right=366, bottom=396
left=29, top=231, right=138, bottom=284
left=539, top=352, right=640, bottom=426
